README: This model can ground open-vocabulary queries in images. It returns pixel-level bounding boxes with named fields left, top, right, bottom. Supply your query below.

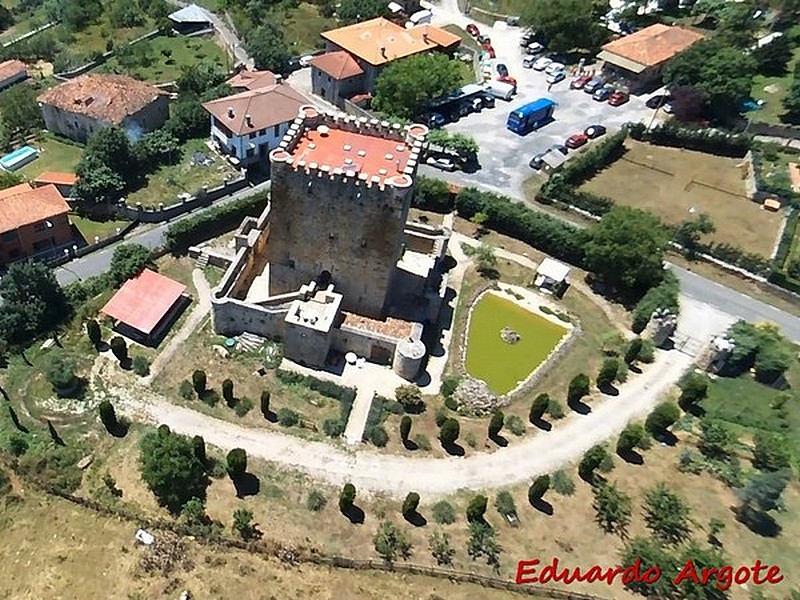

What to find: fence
left=40, top=219, right=140, bottom=268
left=749, top=122, right=800, bottom=141
left=54, top=29, right=162, bottom=80
left=1, top=21, right=57, bottom=48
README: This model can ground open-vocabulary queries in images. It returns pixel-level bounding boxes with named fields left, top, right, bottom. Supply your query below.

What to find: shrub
left=443, top=395, right=459, bottom=411
left=222, top=378, right=235, bottom=406
left=596, top=358, right=619, bottom=390
left=645, top=402, right=680, bottom=437
left=414, top=433, right=431, bottom=451
left=192, top=435, right=207, bottom=466
left=414, top=175, right=454, bottom=212
left=439, top=418, right=460, bottom=446
left=616, top=362, right=629, bottom=383
left=226, top=448, right=247, bottom=476
left=132, top=355, right=150, bottom=377
left=548, top=398, right=565, bottom=419
left=234, top=397, right=253, bottom=417
left=440, top=374, right=461, bottom=398
left=529, top=393, right=550, bottom=422
left=370, top=425, right=389, bottom=447
left=464, top=431, right=477, bottom=448
left=402, top=492, right=420, bottom=519
left=395, top=384, right=423, bottom=410
left=528, top=475, right=550, bottom=503
left=431, top=500, right=456, bottom=524
left=488, top=411, right=504, bottom=438
left=434, top=407, right=448, bottom=427
left=260, top=390, right=270, bottom=418
left=339, top=482, right=356, bottom=512
left=86, top=319, right=101, bottom=346
left=323, top=418, right=345, bottom=438
left=506, top=415, right=525, bottom=436
left=567, top=374, right=590, bottom=404
left=98, top=400, right=118, bottom=432
left=466, top=495, right=488, bottom=523
left=307, top=489, right=327, bottom=512
left=110, top=336, right=128, bottom=362
left=399, top=415, right=412, bottom=442
left=45, top=354, right=78, bottom=394
left=192, top=369, right=206, bottom=394
left=276, top=408, right=300, bottom=427
left=638, top=340, right=655, bottom=364
left=551, top=470, right=576, bottom=496
left=579, top=445, right=610, bottom=482
left=624, top=338, right=643, bottom=365
left=179, top=380, right=195, bottom=400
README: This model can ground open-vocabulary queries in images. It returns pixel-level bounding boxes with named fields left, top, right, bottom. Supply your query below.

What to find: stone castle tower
left=266, top=105, right=428, bottom=318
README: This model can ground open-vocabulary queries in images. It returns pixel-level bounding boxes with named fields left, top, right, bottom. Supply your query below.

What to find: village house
left=32, top=172, right=78, bottom=198
left=0, top=183, right=73, bottom=267
left=37, top=74, right=170, bottom=143
left=0, top=59, right=28, bottom=92
left=226, top=69, right=280, bottom=92
left=203, top=82, right=309, bottom=167
left=310, top=17, right=460, bottom=105
left=597, top=24, right=705, bottom=94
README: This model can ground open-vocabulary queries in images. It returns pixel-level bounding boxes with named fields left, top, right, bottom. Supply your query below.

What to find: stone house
left=0, top=59, right=28, bottom=92
left=308, top=51, right=364, bottom=108
left=36, top=74, right=170, bottom=143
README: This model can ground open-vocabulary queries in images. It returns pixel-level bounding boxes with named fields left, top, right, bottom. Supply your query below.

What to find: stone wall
left=211, top=295, right=289, bottom=339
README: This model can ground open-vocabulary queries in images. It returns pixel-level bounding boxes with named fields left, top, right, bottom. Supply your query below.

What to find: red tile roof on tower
left=309, top=51, right=364, bottom=80
left=203, top=83, right=309, bottom=136
left=0, top=184, right=70, bottom=234
left=101, top=268, right=187, bottom=335
left=36, top=74, right=169, bottom=125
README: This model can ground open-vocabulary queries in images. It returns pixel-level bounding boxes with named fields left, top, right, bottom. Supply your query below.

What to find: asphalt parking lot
left=430, top=22, right=655, bottom=195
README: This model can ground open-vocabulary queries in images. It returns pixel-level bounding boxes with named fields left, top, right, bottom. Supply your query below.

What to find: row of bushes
left=540, top=186, right=615, bottom=216
left=631, top=271, right=680, bottom=333
left=541, top=130, right=628, bottom=191
left=699, top=242, right=773, bottom=277
left=164, top=192, right=268, bottom=253
left=413, top=176, right=454, bottom=213
left=275, top=369, right=357, bottom=438
left=627, top=122, right=751, bottom=158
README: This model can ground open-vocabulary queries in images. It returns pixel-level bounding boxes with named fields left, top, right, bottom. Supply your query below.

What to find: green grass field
left=18, top=136, right=84, bottom=180
left=70, top=216, right=129, bottom=244
left=465, top=292, right=566, bottom=395
left=281, top=2, right=337, bottom=54
left=749, top=47, right=800, bottom=125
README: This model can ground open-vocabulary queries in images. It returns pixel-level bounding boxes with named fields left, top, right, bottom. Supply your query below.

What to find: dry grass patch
left=581, top=140, right=784, bottom=258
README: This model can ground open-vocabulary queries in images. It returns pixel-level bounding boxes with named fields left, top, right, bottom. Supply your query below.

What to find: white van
left=409, top=9, right=433, bottom=25
left=485, top=80, right=516, bottom=101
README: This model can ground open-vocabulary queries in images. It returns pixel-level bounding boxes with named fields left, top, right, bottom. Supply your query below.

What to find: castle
left=211, top=105, right=451, bottom=379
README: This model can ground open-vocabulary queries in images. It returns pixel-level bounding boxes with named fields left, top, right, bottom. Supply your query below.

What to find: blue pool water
left=0, top=145, right=38, bottom=170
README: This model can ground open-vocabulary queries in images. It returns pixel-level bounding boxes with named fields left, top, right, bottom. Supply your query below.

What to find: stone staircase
left=195, top=252, right=209, bottom=269
left=237, top=332, right=267, bottom=352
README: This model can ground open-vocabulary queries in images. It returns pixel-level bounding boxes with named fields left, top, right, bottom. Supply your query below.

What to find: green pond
left=465, top=293, right=567, bottom=395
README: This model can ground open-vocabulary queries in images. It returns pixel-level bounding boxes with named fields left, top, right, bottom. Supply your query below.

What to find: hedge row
left=413, top=176, right=454, bottom=213
left=700, top=242, right=773, bottom=277
left=541, top=186, right=615, bottom=216
left=541, top=129, right=628, bottom=190
left=164, top=191, right=268, bottom=253
left=627, top=122, right=751, bottom=158
left=772, top=209, right=798, bottom=271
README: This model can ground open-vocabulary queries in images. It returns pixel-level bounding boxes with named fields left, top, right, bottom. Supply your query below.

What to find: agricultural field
left=581, top=140, right=785, bottom=258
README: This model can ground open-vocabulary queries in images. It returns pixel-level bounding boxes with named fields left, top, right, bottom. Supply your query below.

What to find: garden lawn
left=581, top=140, right=784, bottom=258
left=749, top=47, right=800, bottom=125
left=125, top=139, right=239, bottom=208
left=70, top=215, right=128, bottom=243
left=465, top=291, right=566, bottom=395
left=280, top=3, right=337, bottom=54
left=18, top=136, right=83, bottom=180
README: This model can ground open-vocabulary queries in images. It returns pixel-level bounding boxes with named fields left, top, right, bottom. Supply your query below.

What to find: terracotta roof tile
left=37, top=74, right=169, bottom=125
left=0, top=184, right=70, bottom=234
left=321, top=17, right=461, bottom=66
left=226, top=69, right=278, bottom=91
left=309, top=51, right=364, bottom=80
left=34, top=172, right=78, bottom=186
left=0, top=59, right=27, bottom=82
left=101, top=268, right=187, bottom=335
left=0, top=183, right=34, bottom=200
left=340, top=311, right=414, bottom=340
left=203, top=82, right=309, bottom=136
left=601, top=24, right=705, bottom=68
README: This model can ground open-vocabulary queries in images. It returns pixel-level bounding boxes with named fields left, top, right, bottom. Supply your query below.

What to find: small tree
left=86, top=319, right=102, bottom=347
left=45, top=354, right=78, bottom=394
left=616, top=422, right=650, bottom=456
left=232, top=507, right=257, bottom=540
left=222, top=378, right=235, bottom=407
left=645, top=402, right=680, bottom=437
left=488, top=410, right=504, bottom=438
left=494, top=490, right=516, bottom=519
left=592, top=481, right=632, bottom=537
left=698, top=419, right=735, bottom=461
left=428, top=530, right=455, bottom=566
left=226, top=448, right=247, bottom=477
left=579, top=444, right=610, bottom=482
left=98, top=400, right=118, bottom=432
left=192, top=435, right=207, bottom=466
left=466, top=494, right=488, bottom=523
left=259, top=390, right=270, bottom=418
left=439, top=418, right=460, bottom=446
left=402, top=492, right=420, bottom=520
left=399, top=415, right=412, bottom=443
left=110, top=336, right=128, bottom=363
left=528, top=475, right=550, bottom=504
left=643, top=482, right=692, bottom=545
left=339, top=482, right=357, bottom=513
left=192, top=369, right=207, bottom=394
left=678, top=372, right=709, bottom=409
left=736, top=469, right=790, bottom=528
left=306, top=489, right=327, bottom=512
left=752, top=432, right=791, bottom=472
left=624, top=337, right=643, bottom=365
left=596, top=358, right=619, bottom=390
left=373, top=520, right=412, bottom=562
left=567, top=373, right=590, bottom=404
left=529, top=393, right=550, bottom=422
left=395, top=384, right=423, bottom=410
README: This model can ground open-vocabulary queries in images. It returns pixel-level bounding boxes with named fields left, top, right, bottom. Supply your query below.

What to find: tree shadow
left=7, top=406, right=29, bottom=433
left=628, top=364, right=643, bottom=375
left=655, top=431, right=678, bottom=446
left=404, top=402, right=426, bottom=415
left=735, top=508, right=782, bottom=538
left=108, top=418, right=130, bottom=439
left=264, top=409, right=278, bottom=423
left=342, top=504, right=365, bottom=525
left=598, top=383, right=620, bottom=396
left=0, top=385, right=9, bottom=402
left=58, top=377, right=88, bottom=400
left=96, top=341, right=110, bottom=353
left=530, top=498, right=554, bottom=516
left=442, top=441, right=465, bottom=457
left=118, top=357, right=133, bottom=371
left=679, top=400, right=705, bottom=417
left=568, top=398, right=591, bottom=415
left=404, top=511, right=428, bottom=527
left=489, top=433, right=508, bottom=447
left=232, top=472, right=261, bottom=498
left=618, top=448, right=644, bottom=465
left=530, top=418, right=552, bottom=431
left=402, top=439, right=418, bottom=451
left=47, top=420, right=65, bottom=446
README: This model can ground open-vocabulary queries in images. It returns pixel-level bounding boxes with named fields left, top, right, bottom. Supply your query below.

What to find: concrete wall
left=332, top=325, right=398, bottom=364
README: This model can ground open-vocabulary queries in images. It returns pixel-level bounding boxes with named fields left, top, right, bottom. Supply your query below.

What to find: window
left=33, top=222, right=47, bottom=232
left=273, top=125, right=280, bottom=137
left=249, top=132, right=257, bottom=139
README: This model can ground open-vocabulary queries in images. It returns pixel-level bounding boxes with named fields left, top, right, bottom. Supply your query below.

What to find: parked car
left=608, top=90, right=629, bottom=106
left=483, top=44, right=496, bottom=59
left=592, top=86, right=613, bottom=101
left=584, top=124, right=606, bottom=139
left=424, top=112, right=446, bottom=128
left=532, top=56, right=552, bottom=71
left=545, top=62, right=565, bottom=75
left=426, top=155, right=456, bottom=171
left=497, top=75, right=517, bottom=87
left=529, top=153, right=546, bottom=170
left=546, top=70, right=565, bottom=84
left=497, top=63, right=509, bottom=77
left=570, top=74, right=592, bottom=89
left=645, top=94, right=670, bottom=109
left=525, top=42, right=544, bottom=55
left=477, top=35, right=491, bottom=44
left=466, top=23, right=480, bottom=37
left=523, top=56, right=536, bottom=68
left=479, top=92, right=495, bottom=108
left=548, top=144, right=568, bottom=155
left=583, top=78, right=606, bottom=94
left=565, top=133, right=589, bottom=149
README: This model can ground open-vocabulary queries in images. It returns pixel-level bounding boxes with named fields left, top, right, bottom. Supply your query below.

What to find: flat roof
left=537, top=257, right=570, bottom=282
left=101, top=268, right=187, bottom=335
left=288, top=125, right=414, bottom=185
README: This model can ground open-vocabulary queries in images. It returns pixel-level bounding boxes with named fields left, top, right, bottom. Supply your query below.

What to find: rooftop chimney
left=380, top=46, right=387, bottom=58
left=423, top=33, right=429, bottom=43
left=245, top=114, right=253, bottom=127
left=227, top=107, right=234, bottom=119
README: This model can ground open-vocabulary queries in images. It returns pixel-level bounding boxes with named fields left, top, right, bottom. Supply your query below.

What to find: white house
left=535, top=257, right=571, bottom=296
left=202, top=83, right=309, bottom=167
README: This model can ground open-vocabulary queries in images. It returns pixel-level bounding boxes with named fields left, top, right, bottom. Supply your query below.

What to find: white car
left=426, top=155, right=456, bottom=171
left=545, top=62, right=565, bottom=75
left=545, top=70, right=565, bottom=84
left=532, top=56, right=552, bottom=71
left=525, top=42, right=544, bottom=55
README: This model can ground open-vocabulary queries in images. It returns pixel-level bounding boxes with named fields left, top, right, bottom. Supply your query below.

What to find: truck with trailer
left=506, top=98, right=555, bottom=135
left=484, top=79, right=516, bottom=101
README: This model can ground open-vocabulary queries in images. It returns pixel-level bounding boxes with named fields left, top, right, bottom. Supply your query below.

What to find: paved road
left=55, top=181, right=270, bottom=286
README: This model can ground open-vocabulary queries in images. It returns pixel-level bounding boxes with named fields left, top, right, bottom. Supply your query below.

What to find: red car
left=466, top=23, right=480, bottom=37
left=497, top=75, right=517, bottom=87
left=608, top=91, right=629, bottom=106
left=482, top=43, right=496, bottom=58
left=570, top=74, right=592, bottom=90
left=565, top=133, right=589, bottom=149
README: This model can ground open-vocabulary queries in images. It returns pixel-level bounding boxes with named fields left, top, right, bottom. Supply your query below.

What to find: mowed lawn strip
left=581, top=140, right=784, bottom=258
left=465, top=292, right=566, bottom=395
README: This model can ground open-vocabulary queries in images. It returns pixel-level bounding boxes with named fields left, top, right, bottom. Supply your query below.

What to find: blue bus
left=506, top=98, right=555, bottom=135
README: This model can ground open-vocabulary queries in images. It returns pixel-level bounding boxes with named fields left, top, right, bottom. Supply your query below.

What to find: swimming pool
left=0, top=145, right=39, bottom=171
